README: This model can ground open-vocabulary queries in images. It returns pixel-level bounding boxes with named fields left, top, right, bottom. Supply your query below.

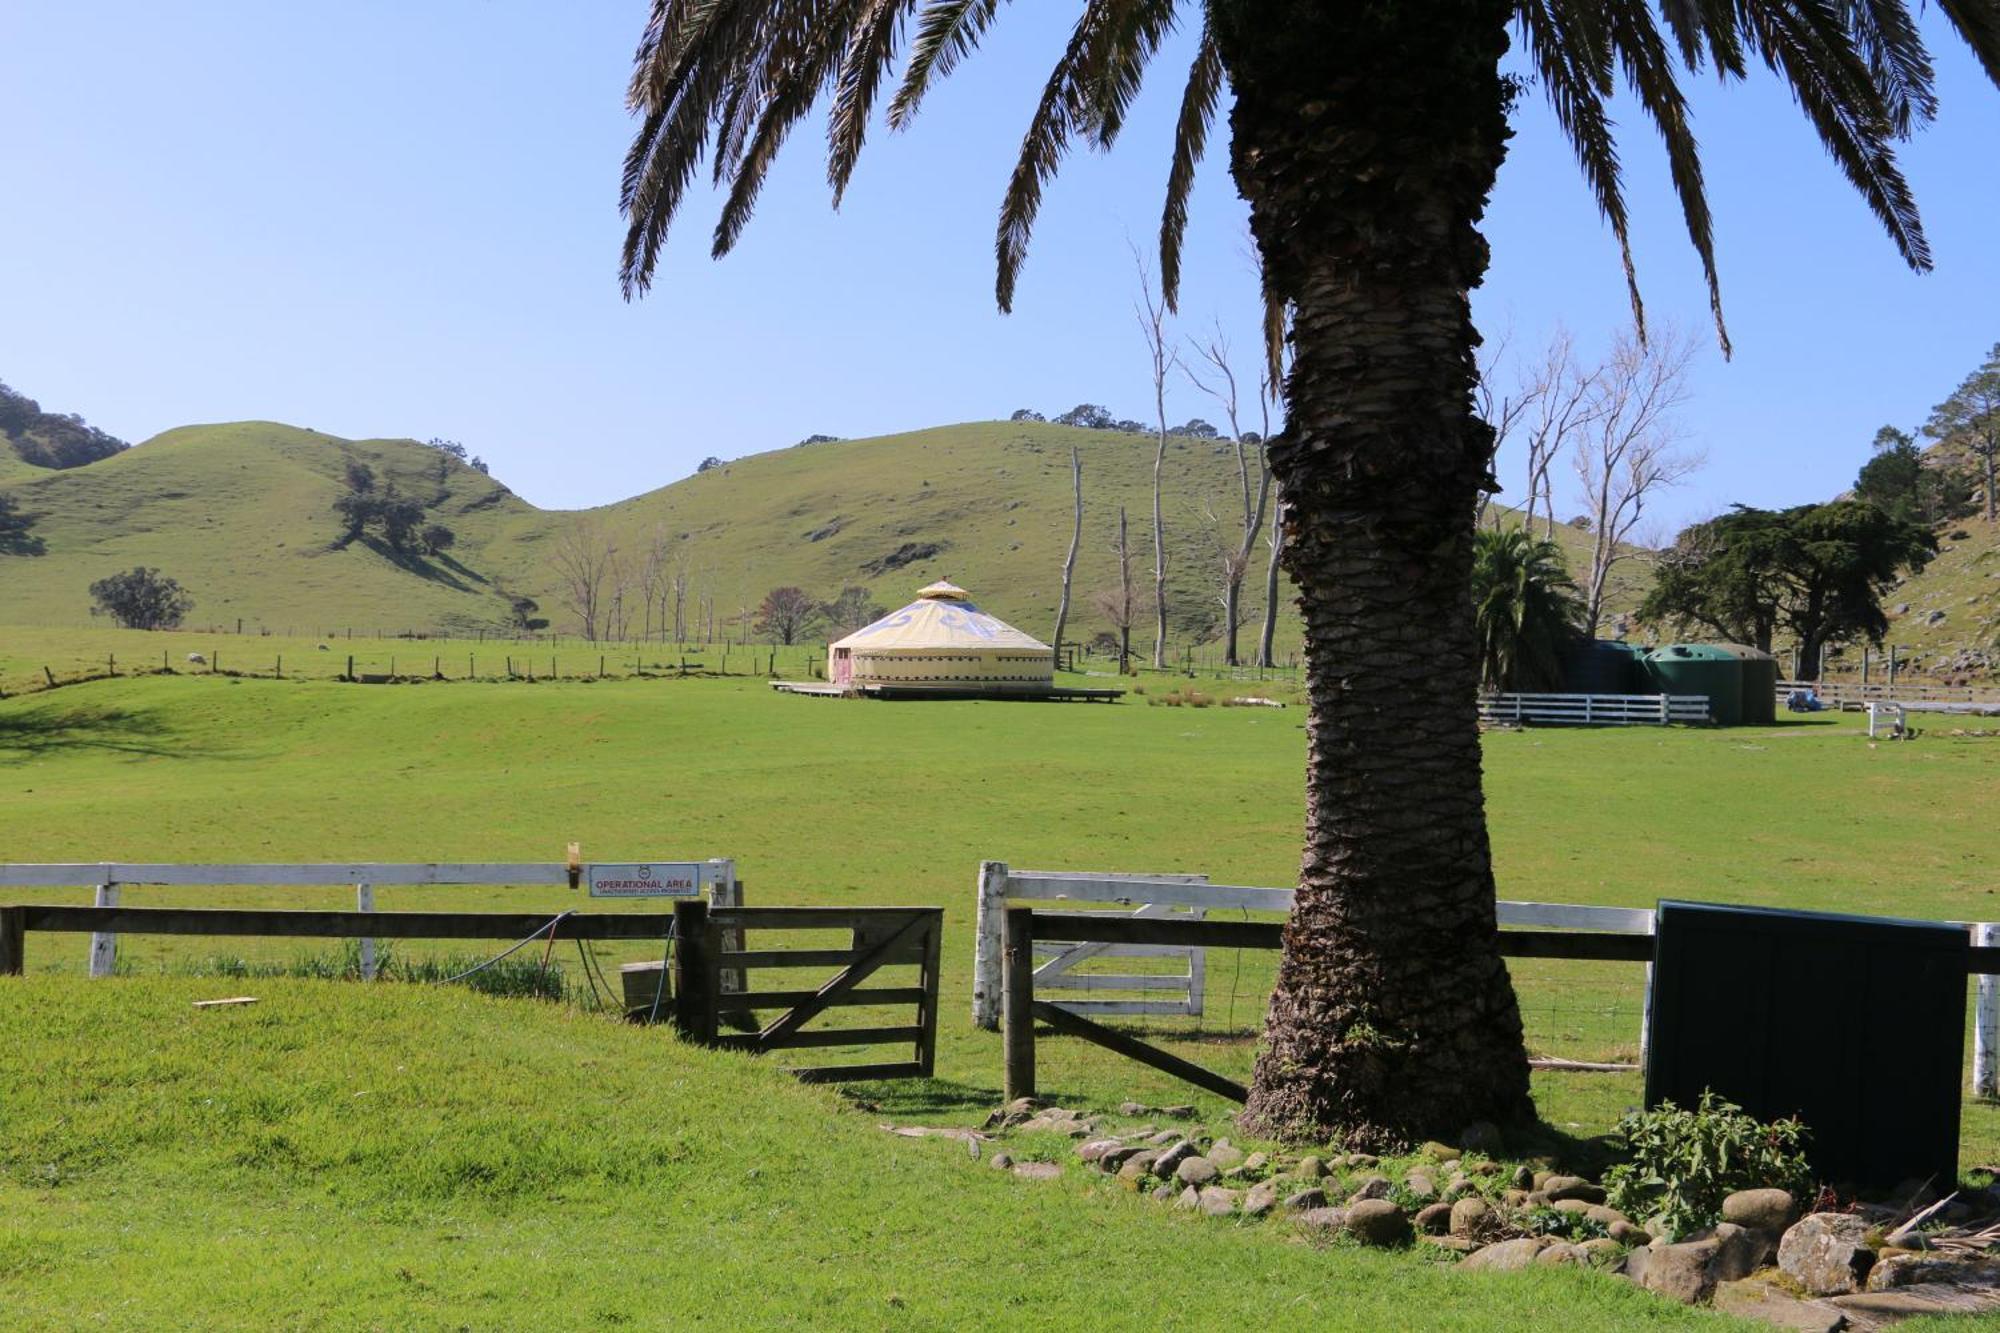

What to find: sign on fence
left=586, top=863, right=707, bottom=898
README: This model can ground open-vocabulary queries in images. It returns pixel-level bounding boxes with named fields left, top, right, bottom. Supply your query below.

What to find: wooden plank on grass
left=1031, top=1000, right=1248, bottom=1103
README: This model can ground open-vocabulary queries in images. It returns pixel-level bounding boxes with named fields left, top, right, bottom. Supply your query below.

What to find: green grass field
left=6, top=671, right=2000, bottom=1326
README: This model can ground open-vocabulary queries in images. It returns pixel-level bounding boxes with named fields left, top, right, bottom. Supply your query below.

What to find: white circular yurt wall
left=828, top=581, right=1054, bottom=693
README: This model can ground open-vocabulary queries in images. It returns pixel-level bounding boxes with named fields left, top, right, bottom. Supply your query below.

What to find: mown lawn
left=0, top=978, right=1731, bottom=1330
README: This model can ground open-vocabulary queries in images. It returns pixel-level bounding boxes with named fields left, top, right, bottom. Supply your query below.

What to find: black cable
left=646, top=919, right=678, bottom=1025
left=431, top=910, right=577, bottom=986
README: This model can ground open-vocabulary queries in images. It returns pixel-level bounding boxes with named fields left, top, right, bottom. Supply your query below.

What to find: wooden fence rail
left=998, top=907, right=2000, bottom=1105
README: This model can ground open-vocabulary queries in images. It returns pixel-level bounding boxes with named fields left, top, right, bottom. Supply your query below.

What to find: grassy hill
left=0, top=419, right=1640, bottom=658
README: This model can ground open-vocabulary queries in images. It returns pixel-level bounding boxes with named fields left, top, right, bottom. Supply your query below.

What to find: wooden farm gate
left=669, top=900, right=941, bottom=1084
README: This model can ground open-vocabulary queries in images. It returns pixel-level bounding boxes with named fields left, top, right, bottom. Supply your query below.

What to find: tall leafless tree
left=1187, top=325, right=1271, bottom=666
left=551, top=518, right=615, bottom=642
left=1519, top=330, right=1599, bottom=540
left=639, top=526, right=671, bottom=641
left=1052, top=444, right=1082, bottom=666
left=1093, top=505, right=1136, bottom=674
left=1574, top=329, right=1702, bottom=636
left=1473, top=327, right=1531, bottom=530
left=1134, top=252, right=1178, bottom=670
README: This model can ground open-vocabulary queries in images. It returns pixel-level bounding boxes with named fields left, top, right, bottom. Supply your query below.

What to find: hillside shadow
left=0, top=533, right=46, bottom=556
left=353, top=535, right=484, bottom=591
left=0, top=704, right=226, bottom=761
left=836, top=1077, right=1001, bottom=1121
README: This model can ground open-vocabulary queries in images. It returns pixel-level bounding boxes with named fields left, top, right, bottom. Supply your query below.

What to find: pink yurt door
left=832, top=648, right=852, bottom=684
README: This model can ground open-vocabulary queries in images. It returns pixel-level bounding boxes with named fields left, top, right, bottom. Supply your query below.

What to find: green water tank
left=1644, top=643, right=1746, bottom=725
left=1716, top=643, right=1779, bottom=725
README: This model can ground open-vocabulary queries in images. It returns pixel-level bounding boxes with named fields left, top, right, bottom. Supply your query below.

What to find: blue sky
left=2, top=3, right=1995, bottom=531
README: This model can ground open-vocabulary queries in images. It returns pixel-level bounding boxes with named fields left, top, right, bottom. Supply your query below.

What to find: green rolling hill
left=0, top=417, right=1649, bottom=656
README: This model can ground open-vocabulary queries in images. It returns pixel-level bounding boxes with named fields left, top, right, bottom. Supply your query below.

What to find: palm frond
left=1159, top=19, right=1221, bottom=311
left=829, top=0, right=918, bottom=205
left=1080, top=0, right=1181, bottom=149
left=1937, top=0, right=2000, bottom=88
left=994, top=2, right=1118, bottom=312
left=887, top=0, right=1005, bottom=130
left=1843, top=0, right=1938, bottom=135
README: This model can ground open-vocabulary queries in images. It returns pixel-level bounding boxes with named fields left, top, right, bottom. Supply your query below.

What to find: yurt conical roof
left=830, top=581, right=1051, bottom=652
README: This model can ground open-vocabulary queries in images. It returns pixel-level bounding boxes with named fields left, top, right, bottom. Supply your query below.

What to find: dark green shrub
left=1602, top=1091, right=1811, bottom=1239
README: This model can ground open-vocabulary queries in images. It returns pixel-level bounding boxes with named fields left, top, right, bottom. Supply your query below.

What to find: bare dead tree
left=551, top=518, right=615, bottom=642
left=1574, top=328, right=1703, bottom=636
left=1134, top=249, right=1178, bottom=669
left=1520, top=329, right=1599, bottom=539
left=639, top=526, right=670, bottom=642
left=1185, top=325, right=1272, bottom=667
left=603, top=544, right=633, bottom=642
left=1052, top=444, right=1082, bottom=664
left=670, top=553, right=690, bottom=642
left=1473, top=326, right=1534, bottom=529
left=1093, top=505, right=1136, bottom=673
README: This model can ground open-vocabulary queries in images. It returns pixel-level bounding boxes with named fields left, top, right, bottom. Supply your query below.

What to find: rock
left=1501, top=1189, right=1530, bottom=1208
left=1295, top=1206, right=1347, bottom=1235
left=1199, top=1186, right=1241, bottom=1217
left=1578, top=1238, right=1624, bottom=1269
left=1404, top=1171, right=1437, bottom=1201
left=1511, top=1165, right=1535, bottom=1192
left=1145, top=1129, right=1182, bottom=1147
left=1243, top=1181, right=1281, bottom=1218
left=1173, top=1184, right=1203, bottom=1211
left=1532, top=1170, right=1554, bottom=1191
left=1096, top=1145, right=1142, bottom=1172
left=1632, top=1237, right=1723, bottom=1305
left=1294, top=1155, right=1327, bottom=1180
left=989, top=1152, right=1014, bottom=1171
left=1347, top=1153, right=1380, bottom=1168
left=1723, top=1188, right=1796, bottom=1234
left=1459, top=1120, right=1506, bottom=1156
left=1865, top=1254, right=1987, bottom=1291
left=1469, top=1161, right=1502, bottom=1178
left=1893, top=602, right=1910, bottom=617
left=1118, top=1101, right=1151, bottom=1117
left=1928, top=609, right=1948, bottom=626
left=1552, top=1199, right=1593, bottom=1217
left=1779, top=1213, right=1878, bottom=1296
left=1175, top=1156, right=1219, bottom=1187
left=1020, top=1115, right=1094, bottom=1137
left=1349, top=1175, right=1393, bottom=1203
left=1544, top=1175, right=1606, bottom=1204
left=1460, top=1237, right=1554, bottom=1272
left=1883, top=1228, right=1931, bottom=1252
left=1344, top=1199, right=1412, bottom=1247
left=1421, top=1235, right=1481, bottom=1255
left=1608, top=1219, right=1652, bottom=1247
left=1419, top=1141, right=1458, bottom=1163
left=1208, top=1142, right=1246, bottom=1171
left=1243, top=1152, right=1269, bottom=1173
left=1116, top=1150, right=1160, bottom=1183
left=1584, top=1204, right=1629, bottom=1230
left=1159, top=1105, right=1196, bottom=1119
left=1078, top=1138, right=1124, bottom=1163
left=1283, top=1188, right=1328, bottom=1213
left=1415, top=1202, right=1454, bottom=1235
left=1535, top=1242, right=1586, bottom=1267
left=1153, top=1142, right=1197, bottom=1177
left=1713, top=1279, right=1848, bottom=1333
left=985, top=1097, right=1042, bottom=1129
left=1689, top=1222, right=1765, bottom=1282
left=1149, top=1181, right=1174, bottom=1202
left=1012, top=1161, right=1063, bottom=1181
left=1449, top=1196, right=1498, bottom=1240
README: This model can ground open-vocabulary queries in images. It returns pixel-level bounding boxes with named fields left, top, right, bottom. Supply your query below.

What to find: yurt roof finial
left=917, top=580, right=969, bottom=601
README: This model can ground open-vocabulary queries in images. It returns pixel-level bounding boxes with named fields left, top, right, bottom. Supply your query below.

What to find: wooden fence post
left=0, top=906, right=24, bottom=976
left=356, top=883, right=377, bottom=980
left=1976, top=923, right=2000, bottom=1098
left=88, top=881, right=118, bottom=977
left=672, top=898, right=717, bottom=1044
left=972, top=860, right=1009, bottom=1030
left=1002, top=906, right=1036, bottom=1101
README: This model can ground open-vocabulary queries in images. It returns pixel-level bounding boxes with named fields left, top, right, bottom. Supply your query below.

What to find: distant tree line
left=0, top=379, right=129, bottom=469
left=753, top=585, right=885, bottom=644
left=426, top=437, right=490, bottom=475
left=1012, top=404, right=1239, bottom=442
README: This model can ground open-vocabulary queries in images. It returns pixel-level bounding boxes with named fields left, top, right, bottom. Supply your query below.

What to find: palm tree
left=616, top=3, right=2000, bottom=1145
left=1472, top=529, right=1582, bottom=693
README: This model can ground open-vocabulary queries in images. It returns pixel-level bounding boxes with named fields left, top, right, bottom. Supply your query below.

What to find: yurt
left=826, top=581, right=1055, bottom=695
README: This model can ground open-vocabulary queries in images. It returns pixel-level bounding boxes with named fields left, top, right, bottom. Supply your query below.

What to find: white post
left=1658, top=694, right=1668, bottom=726
left=89, top=881, right=118, bottom=977
left=1186, top=927, right=1207, bottom=1019
left=1975, top=923, right=2000, bottom=1097
left=356, top=883, right=376, bottom=980
left=973, top=860, right=1009, bottom=1030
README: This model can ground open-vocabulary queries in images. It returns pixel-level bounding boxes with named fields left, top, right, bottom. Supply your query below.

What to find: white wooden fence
left=972, top=863, right=2000, bottom=1096
left=1478, top=692, right=1710, bottom=726
left=0, top=860, right=739, bottom=978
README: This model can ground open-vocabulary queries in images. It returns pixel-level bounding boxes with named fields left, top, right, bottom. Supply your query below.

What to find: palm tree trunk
left=1217, top=0, right=1531, bottom=1146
